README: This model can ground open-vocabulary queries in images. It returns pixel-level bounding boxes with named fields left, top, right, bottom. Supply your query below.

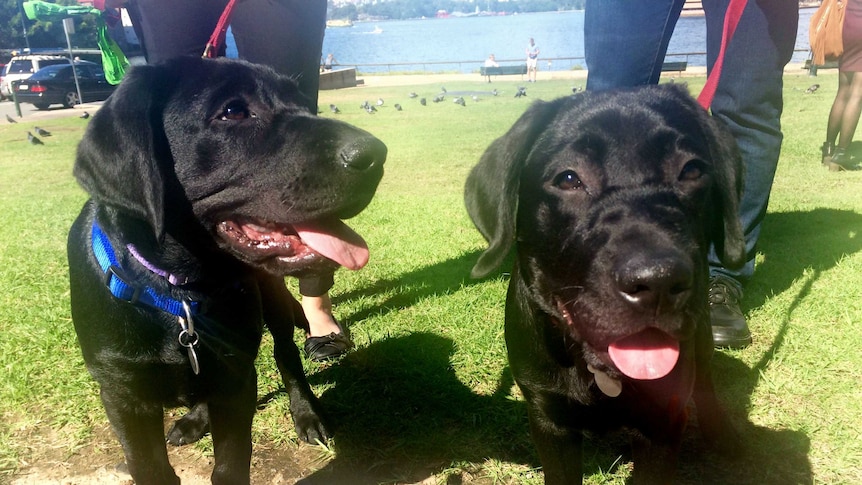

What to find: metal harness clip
left=178, top=300, right=200, bottom=375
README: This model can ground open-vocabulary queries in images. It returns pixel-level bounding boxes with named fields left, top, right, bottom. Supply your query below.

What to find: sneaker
left=708, top=276, right=752, bottom=349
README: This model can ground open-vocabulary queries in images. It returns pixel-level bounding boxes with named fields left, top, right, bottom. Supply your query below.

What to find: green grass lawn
left=0, top=70, right=860, bottom=484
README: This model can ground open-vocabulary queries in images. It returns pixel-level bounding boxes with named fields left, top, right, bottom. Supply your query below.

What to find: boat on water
left=326, top=19, right=353, bottom=28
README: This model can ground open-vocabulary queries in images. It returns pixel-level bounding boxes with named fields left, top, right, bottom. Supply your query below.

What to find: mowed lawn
left=0, top=69, right=860, bottom=484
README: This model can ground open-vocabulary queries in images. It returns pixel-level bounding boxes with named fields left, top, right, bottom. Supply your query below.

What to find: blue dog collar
left=91, top=221, right=201, bottom=317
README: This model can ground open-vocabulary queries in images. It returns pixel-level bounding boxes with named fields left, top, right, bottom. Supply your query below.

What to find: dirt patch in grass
left=7, top=422, right=332, bottom=485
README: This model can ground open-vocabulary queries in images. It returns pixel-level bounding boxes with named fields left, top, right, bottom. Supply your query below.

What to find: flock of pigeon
left=327, top=85, right=532, bottom=115
left=329, top=80, right=824, bottom=115
left=323, top=84, right=598, bottom=116
left=5, top=111, right=89, bottom=145
left=6, top=82, right=824, bottom=141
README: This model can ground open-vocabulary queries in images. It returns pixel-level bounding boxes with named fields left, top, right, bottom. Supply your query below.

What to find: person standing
left=526, top=37, right=539, bottom=82
left=584, top=0, right=799, bottom=349
left=823, top=0, right=862, bottom=171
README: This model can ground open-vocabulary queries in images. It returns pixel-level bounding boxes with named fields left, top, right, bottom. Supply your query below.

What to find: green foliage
left=1, top=0, right=99, bottom=54
left=328, top=0, right=586, bottom=21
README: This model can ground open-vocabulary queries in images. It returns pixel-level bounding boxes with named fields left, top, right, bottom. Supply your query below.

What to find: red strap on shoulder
left=697, top=0, right=748, bottom=109
left=203, top=0, right=238, bottom=58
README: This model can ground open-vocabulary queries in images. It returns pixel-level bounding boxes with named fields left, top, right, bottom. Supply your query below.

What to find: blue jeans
left=584, top=0, right=798, bottom=290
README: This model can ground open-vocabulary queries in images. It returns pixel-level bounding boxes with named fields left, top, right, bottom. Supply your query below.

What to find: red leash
left=203, top=0, right=239, bottom=58
left=697, top=0, right=748, bottom=109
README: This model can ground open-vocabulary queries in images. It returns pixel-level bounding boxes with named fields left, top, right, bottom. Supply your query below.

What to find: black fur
left=67, top=57, right=385, bottom=484
left=465, top=84, right=743, bottom=484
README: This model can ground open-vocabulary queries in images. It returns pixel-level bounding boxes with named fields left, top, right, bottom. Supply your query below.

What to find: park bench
left=804, top=59, right=838, bottom=70
left=480, top=64, right=528, bottom=82
left=478, top=61, right=686, bottom=83
left=661, top=61, right=688, bottom=74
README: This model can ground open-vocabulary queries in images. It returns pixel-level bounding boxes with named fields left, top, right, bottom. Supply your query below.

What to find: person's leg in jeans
left=232, top=1, right=348, bottom=356
left=125, top=0, right=228, bottom=61
left=584, top=0, right=685, bottom=90
left=126, top=0, right=325, bottom=111
left=230, top=0, right=327, bottom=113
left=703, top=0, right=798, bottom=348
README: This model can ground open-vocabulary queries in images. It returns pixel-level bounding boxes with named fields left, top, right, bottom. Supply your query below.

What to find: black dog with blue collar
left=66, top=57, right=386, bottom=484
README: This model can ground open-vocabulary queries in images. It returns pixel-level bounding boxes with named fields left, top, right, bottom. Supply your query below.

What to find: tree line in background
left=1, top=0, right=585, bottom=61
left=329, top=0, right=586, bottom=21
left=1, top=0, right=100, bottom=59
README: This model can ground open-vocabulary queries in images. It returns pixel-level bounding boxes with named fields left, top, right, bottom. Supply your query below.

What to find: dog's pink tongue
left=607, top=328, right=680, bottom=380
left=293, top=221, right=369, bottom=270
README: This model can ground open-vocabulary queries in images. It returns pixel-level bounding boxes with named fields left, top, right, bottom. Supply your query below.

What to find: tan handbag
left=810, top=0, right=847, bottom=65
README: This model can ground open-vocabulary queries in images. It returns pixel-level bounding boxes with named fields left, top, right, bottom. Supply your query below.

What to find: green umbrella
left=23, top=0, right=129, bottom=84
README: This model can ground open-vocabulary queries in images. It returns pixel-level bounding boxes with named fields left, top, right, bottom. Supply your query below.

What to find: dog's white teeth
left=246, top=223, right=272, bottom=234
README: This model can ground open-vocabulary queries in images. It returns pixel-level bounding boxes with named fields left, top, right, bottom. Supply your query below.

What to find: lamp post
left=19, top=0, right=31, bottom=49
left=63, top=17, right=84, bottom=107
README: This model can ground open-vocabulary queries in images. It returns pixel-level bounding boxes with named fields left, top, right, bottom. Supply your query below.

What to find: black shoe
left=820, top=141, right=834, bottom=166
left=708, top=276, right=752, bottom=349
left=304, top=324, right=354, bottom=362
left=826, top=148, right=860, bottom=171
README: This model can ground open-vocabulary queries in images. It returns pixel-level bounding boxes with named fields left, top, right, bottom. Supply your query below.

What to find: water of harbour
left=309, top=8, right=816, bottom=74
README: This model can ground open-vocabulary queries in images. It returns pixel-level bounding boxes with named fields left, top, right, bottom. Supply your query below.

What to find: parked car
left=0, top=64, right=7, bottom=100
left=11, top=61, right=116, bottom=110
left=1, top=55, right=71, bottom=99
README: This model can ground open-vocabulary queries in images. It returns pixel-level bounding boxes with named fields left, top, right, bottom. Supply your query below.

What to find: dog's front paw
left=167, top=406, right=211, bottom=446
left=293, top=411, right=331, bottom=444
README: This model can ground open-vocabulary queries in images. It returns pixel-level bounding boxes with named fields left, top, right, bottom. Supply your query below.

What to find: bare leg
left=301, top=293, right=342, bottom=337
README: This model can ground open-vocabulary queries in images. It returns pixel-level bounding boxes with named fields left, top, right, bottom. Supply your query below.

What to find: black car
left=11, top=61, right=116, bottom=110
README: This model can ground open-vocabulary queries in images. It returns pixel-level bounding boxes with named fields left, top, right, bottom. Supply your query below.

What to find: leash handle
left=203, top=0, right=238, bottom=58
left=697, top=0, right=748, bottom=109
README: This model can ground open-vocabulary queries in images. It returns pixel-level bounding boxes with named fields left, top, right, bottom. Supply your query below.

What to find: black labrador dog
left=67, top=57, right=385, bottom=484
left=465, top=84, right=743, bottom=483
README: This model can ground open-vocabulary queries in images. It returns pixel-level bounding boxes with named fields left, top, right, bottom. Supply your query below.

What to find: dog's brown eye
left=219, top=101, right=251, bottom=121
left=679, top=160, right=705, bottom=181
left=554, top=170, right=583, bottom=191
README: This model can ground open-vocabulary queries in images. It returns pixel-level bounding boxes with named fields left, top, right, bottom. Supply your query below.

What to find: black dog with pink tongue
left=465, top=84, right=743, bottom=484
left=67, top=57, right=385, bottom=484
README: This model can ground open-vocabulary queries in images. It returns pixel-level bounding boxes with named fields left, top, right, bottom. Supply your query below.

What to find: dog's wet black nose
left=339, top=136, right=387, bottom=171
left=614, top=251, right=693, bottom=312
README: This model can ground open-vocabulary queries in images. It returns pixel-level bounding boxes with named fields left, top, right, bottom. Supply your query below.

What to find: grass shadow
left=744, top=208, right=862, bottom=312
left=297, top=333, right=664, bottom=484
left=297, top=332, right=529, bottom=484
left=691, top=351, right=813, bottom=484
left=292, top=333, right=813, bottom=484
left=285, top=209, right=858, bottom=483
left=685, top=208, right=862, bottom=483
left=333, top=249, right=495, bottom=324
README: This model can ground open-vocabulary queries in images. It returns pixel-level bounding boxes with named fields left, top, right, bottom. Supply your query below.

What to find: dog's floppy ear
left=659, top=84, right=745, bottom=269
left=464, top=99, right=560, bottom=278
left=74, top=63, right=178, bottom=239
left=702, top=113, right=746, bottom=269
